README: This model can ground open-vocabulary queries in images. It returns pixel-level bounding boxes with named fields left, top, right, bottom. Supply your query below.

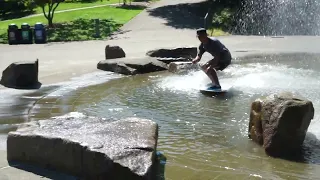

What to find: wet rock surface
left=0, top=59, right=40, bottom=89
left=7, top=115, right=158, bottom=180
left=146, top=47, right=197, bottom=59
left=97, top=57, right=167, bottom=75
left=249, top=92, right=314, bottom=157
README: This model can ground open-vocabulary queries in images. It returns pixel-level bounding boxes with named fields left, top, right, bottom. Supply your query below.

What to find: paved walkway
left=1, top=0, right=320, bottom=178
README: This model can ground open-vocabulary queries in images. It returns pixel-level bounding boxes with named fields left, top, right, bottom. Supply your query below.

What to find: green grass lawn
left=0, top=5, right=144, bottom=43
left=34, top=0, right=120, bottom=14
left=208, top=28, right=229, bottom=36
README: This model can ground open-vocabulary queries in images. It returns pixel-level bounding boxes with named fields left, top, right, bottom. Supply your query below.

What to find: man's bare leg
left=201, top=64, right=220, bottom=87
left=206, top=66, right=220, bottom=86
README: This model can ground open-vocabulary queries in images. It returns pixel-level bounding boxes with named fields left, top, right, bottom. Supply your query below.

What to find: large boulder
left=249, top=92, right=314, bottom=157
left=97, top=57, right=167, bottom=75
left=7, top=114, right=159, bottom=180
left=146, top=47, right=197, bottom=59
left=105, top=45, right=126, bottom=59
left=168, top=62, right=198, bottom=73
left=0, top=59, right=39, bottom=89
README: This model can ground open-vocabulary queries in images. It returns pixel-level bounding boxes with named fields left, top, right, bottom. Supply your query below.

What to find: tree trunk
left=48, top=17, right=53, bottom=28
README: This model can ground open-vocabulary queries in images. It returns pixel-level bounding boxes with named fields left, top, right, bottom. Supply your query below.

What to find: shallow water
left=2, top=53, right=320, bottom=179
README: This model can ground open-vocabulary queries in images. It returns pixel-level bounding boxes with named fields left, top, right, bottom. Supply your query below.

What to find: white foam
left=155, top=71, right=217, bottom=93
left=52, top=112, right=87, bottom=119
left=155, top=62, right=320, bottom=137
left=45, top=71, right=122, bottom=97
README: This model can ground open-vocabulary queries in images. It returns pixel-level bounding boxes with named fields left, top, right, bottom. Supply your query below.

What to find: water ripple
left=68, top=54, right=320, bottom=179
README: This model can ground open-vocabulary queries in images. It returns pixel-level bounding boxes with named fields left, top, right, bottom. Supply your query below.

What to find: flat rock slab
left=7, top=115, right=158, bottom=180
left=97, top=57, right=167, bottom=75
left=146, top=47, right=197, bottom=59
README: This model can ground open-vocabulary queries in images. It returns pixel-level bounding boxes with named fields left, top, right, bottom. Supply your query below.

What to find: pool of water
left=2, top=53, right=320, bottom=179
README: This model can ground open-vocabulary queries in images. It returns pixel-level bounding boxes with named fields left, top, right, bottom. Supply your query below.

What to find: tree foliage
left=34, top=0, right=65, bottom=27
left=0, top=0, right=36, bottom=19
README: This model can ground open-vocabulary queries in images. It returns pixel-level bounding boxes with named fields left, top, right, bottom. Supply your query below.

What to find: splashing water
left=234, top=0, right=320, bottom=35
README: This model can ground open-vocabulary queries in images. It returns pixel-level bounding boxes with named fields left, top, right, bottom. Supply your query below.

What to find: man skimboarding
left=192, top=28, right=232, bottom=89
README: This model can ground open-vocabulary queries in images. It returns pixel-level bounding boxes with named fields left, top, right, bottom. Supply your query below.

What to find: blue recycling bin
left=34, top=22, right=47, bottom=44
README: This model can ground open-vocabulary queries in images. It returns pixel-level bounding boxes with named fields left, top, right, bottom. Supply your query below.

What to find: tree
left=34, top=0, right=65, bottom=27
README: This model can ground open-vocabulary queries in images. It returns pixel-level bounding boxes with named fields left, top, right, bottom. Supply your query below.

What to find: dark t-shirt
left=198, top=37, right=230, bottom=62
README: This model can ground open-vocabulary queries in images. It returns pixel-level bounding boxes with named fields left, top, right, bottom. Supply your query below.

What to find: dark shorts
left=213, top=51, right=232, bottom=71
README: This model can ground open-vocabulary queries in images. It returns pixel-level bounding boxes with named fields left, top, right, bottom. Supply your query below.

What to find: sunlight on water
left=3, top=53, right=320, bottom=179
left=155, top=71, right=209, bottom=92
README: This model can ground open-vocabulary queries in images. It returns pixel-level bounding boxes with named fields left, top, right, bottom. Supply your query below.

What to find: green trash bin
left=20, top=23, right=33, bottom=44
left=34, top=22, right=47, bottom=44
left=7, top=23, right=20, bottom=45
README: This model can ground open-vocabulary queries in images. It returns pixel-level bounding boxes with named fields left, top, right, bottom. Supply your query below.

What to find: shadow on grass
left=47, top=18, right=122, bottom=42
left=0, top=10, right=35, bottom=21
left=115, top=4, right=147, bottom=10
left=0, top=18, right=122, bottom=43
left=0, top=32, right=7, bottom=44
left=147, top=1, right=208, bottom=29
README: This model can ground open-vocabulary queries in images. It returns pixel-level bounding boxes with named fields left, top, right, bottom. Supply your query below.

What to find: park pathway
left=106, top=0, right=207, bottom=57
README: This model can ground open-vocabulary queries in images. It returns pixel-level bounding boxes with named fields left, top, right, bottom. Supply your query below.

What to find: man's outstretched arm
left=192, top=45, right=205, bottom=64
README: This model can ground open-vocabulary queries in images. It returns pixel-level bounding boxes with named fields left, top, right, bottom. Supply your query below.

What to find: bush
left=64, top=0, right=100, bottom=2
left=0, top=0, right=36, bottom=20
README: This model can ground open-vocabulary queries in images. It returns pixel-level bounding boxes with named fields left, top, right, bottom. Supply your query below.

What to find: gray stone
left=168, top=61, right=198, bottom=73
left=146, top=47, right=197, bottom=59
left=7, top=115, right=159, bottom=180
left=0, top=59, right=40, bottom=89
left=249, top=92, right=314, bottom=157
left=105, top=45, right=126, bottom=59
left=97, top=57, right=167, bottom=75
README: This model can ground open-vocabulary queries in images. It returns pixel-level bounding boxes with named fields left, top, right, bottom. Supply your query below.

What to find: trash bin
left=20, top=23, right=33, bottom=44
left=34, top=22, right=47, bottom=44
left=7, top=23, right=20, bottom=45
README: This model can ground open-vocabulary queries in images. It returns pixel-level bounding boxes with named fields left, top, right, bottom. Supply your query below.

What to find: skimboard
left=199, top=83, right=228, bottom=95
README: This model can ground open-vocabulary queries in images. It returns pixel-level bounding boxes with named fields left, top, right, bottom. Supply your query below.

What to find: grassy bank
left=0, top=5, right=144, bottom=43
left=208, top=28, right=229, bottom=36
left=34, top=0, right=120, bottom=14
